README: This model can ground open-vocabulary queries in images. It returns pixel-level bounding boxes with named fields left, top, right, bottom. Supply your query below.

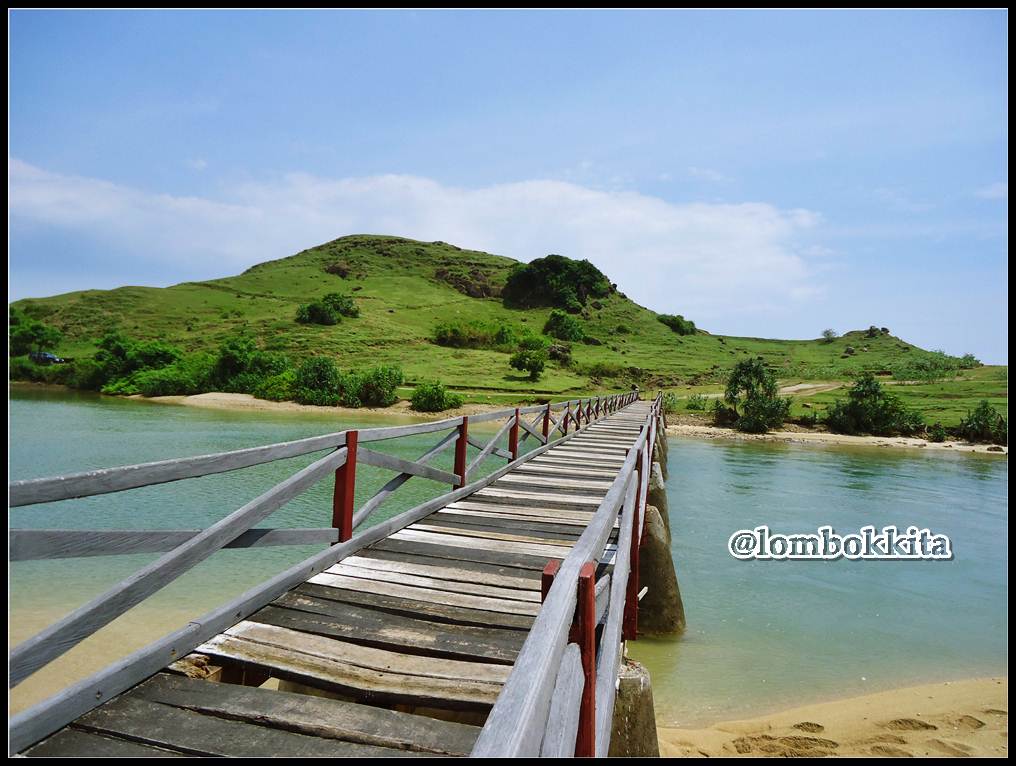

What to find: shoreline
left=666, top=420, right=1007, bottom=455
left=657, top=676, right=1007, bottom=757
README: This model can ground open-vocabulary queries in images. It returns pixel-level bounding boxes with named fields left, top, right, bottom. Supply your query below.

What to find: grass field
left=10, top=234, right=1006, bottom=423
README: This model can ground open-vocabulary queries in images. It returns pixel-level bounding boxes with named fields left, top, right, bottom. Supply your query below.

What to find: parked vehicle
left=28, top=351, right=66, bottom=365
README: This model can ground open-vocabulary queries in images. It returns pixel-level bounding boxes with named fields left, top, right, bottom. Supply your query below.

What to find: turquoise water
left=629, top=436, right=1008, bottom=726
left=8, top=389, right=1008, bottom=725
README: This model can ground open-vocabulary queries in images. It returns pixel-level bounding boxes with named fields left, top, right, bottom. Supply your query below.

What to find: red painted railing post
left=454, top=417, right=469, bottom=488
left=509, top=408, right=520, bottom=460
left=595, top=397, right=601, bottom=420
left=543, top=402, right=551, bottom=441
left=332, top=430, right=358, bottom=542
left=574, top=561, right=597, bottom=757
left=562, top=403, right=570, bottom=435
left=575, top=399, right=583, bottom=430
left=541, top=559, right=560, bottom=603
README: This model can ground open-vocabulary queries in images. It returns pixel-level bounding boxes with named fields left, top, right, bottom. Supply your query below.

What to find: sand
left=658, top=677, right=1008, bottom=757
left=666, top=421, right=1008, bottom=455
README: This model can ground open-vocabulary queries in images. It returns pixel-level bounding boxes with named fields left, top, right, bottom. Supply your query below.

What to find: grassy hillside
left=10, top=234, right=1005, bottom=424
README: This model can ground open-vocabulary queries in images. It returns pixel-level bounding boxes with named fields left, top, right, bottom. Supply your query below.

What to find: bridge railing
left=7, top=388, right=641, bottom=754
left=471, top=391, right=663, bottom=758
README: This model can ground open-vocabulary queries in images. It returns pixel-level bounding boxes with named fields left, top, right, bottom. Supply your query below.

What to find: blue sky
left=9, top=10, right=1008, bottom=362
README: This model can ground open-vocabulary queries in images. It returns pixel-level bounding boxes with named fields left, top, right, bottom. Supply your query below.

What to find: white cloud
left=9, top=158, right=825, bottom=320
left=186, top=158, right=209, bottom=171
left=975, top=182, right=1007, bottom=200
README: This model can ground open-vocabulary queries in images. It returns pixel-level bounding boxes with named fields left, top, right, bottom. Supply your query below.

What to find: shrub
left=723, top=357, right=790, bottom=433
left=822, top=329, right=838, bottom=343
left=433, top=320, right=517, bottom=350
left=296, top=301, right=339, bottom=325
left=510, top=348, right=547, bottom=381
left=9, top=315, right=62, bottom=356
left=547, top=344, right=572, bottom=366
left=824, top=373, right=924, bottom=436
left=686, top=393, right=708, bottom=411
left=501, top=254, right=611, bottom=311
left=356, top=365, right=404, bottom=407
left=253, top=369, right=298, bottom=402
left=711, top=400, right=738, bottom=427
left=411, top=381, right=464, bottom=412
left=322, top=293, right=359, bottom=318
left=293, top=357, right=342, bottom=406
left=662, top=391, right=681, bottom=414
left=658, top=314, right=697, bottom=336
left=956, top=401, right=1007, bottom=445
left=959, top=353, right=982, bottom=369
left=543, top=310, right=584, bottom=341
left=134, top=353, right=215, bottom=396
left=927, top=422, right=948, bottom=443
left=212, top=334, right=290, bottom=393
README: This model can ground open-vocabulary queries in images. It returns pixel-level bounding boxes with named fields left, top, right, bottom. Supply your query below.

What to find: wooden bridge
left=9, top=390, right=664, bottom=757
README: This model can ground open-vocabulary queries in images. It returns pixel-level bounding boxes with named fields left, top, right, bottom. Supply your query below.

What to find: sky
left=8, top=10, right=1008, bottom=363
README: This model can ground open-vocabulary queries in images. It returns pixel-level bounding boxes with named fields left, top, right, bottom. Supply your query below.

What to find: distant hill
left=11, top=234, right=934, bottom=396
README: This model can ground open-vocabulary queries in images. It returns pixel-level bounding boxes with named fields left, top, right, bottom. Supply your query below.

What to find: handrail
left=8, top=389, right=642, bottom=752
left=470, top=390, right=661, bottom=758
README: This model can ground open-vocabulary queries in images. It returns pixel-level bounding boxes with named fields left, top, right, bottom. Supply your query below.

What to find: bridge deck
left=22, top=406, right=650, bottom=757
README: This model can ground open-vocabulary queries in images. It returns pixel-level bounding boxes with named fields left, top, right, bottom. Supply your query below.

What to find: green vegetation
left=824, top=374, right=924, bottom=436
left=9, top=308, right=62, bottom=356
left=721, top=357, right=791, bottom=433
left=510, top=336, right=549, bottom=381
left=502, top=254, right=611, bottom=313
left=657, top=314, right=697, bottom=336
left=433, top=320, right=517, bottom=350
left=956, top=400, right=1007, bottom=445
left=7, top=234, right=1006, bottom=424
left=543, top=310, right=584, bottom=341
left=411, top=381, right=464, bottom=412
left=686, top=393, right=708, bottom=411
left=296, top=291, right=359, bottom=325
left=822, top=328, right=837, bottom=343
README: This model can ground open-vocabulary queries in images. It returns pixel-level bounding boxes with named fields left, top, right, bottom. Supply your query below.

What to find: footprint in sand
left=927, top=738, right=974, bottom=757
left=881, top=718, right=938, bottom=732
left=869, top=744, right=914, bottom=757
left=793, top=721, right=825, bottom=733
left=862, top=734, right=908, bottom=745
left=945, top=715, right=986, bottom=730
left=732, top=734, right=839, bottom=757
left=983, top=708, right=1008, bottom=716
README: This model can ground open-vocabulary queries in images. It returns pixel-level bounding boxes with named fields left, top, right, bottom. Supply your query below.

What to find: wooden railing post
left=541, top=559, right=560, bottom=603
left=454, top=417, right=469, bottom=488
left=575, top=560, right=597, bottom=757
left=623, top=439, right=645, bottom=640
left=543, top=402, right=551, bottom=440
left=509, top=408, right=520, bottom=460
left=575, top=399, right=583, bottom=430
left=562, top=402, right=570, bottom=435
left=332, top=431, right=358, bottom=542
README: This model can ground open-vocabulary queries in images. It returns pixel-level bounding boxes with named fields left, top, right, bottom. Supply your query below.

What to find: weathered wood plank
left=370, top=537, right=559, bottom=572
left=358, top=547, right=542, bottom=585
left=24, top=727, right=187, bottom=757
left=131, top=672, right=480, bottom=756
left=357, top=446, right=459, bottom=485
left=474, top=486, right=603, bottom=508
left=391, top=528, right=572, bottom=559
left=74, top=694, right=421, bottom=757
left=340, top=553, right=540, bottom=591
left=308, top=571, right=541, bottom=615
left=323, top=562, right=542, bottom=603
left=494, top=474, right=613, bottom=492
left=434, top=511, right=589, bottom=538
left=442, top=503, right=597, bottom=527
left=10, top=527, right=338, bottom=561
left=538, top=644, right=584, bottom=758
left=413, top=519, right=580, bottom=546
left=197, top=622, right=507, bottom=707
left=293, top=583, right=535, bottom=630
left=252, top=602, right=523, bottom=664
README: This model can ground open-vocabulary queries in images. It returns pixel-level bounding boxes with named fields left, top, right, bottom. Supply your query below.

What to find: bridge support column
left=608, top=658, right=660, bottom=757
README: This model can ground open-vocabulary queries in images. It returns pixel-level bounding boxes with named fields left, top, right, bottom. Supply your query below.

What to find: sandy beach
left=658, top=677, right=1008, bottom=757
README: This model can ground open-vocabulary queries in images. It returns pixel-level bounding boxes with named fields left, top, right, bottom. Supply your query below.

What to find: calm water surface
left=8, top=388, right=1008, bottom=724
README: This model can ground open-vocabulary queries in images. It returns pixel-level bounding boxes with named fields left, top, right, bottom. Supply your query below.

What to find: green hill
left=10, top=234, right=1006, bottom=423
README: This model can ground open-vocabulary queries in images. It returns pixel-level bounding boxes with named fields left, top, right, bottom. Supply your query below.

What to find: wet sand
left=658, top=677, right=1007, bottom=757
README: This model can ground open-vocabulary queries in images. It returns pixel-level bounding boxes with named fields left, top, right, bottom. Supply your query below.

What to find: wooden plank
left=197, top=622, right=508, bottom=707
left=308, top=571, right=541, bottom=615
left=131, top=672, right=480, bottom=756
left=73, top=694, right=420, bottom=757
left=538, top=644, right=584, bottom=758
left=252, top=602, right=522, bottom=664
left=443, top=503, right=597, bottom=526
left=24, top=727, right=187, bottom=757
left=466, top=435, right=513, bottom=460
left=341, top=553, right=539, bottom=590
left=391, top=528, right=572, bottom=559
left=467, top=417, right=516, bottom=474
left=10, top=527, right=339, bottom=561
left=323, top=562, right=542, bottom=603
left=294, top=583, right=534, bottom=631
left=494, top=474, right=613, bottom=492
left=359, top=547, right=542, bottom=585
left=8, top=433, right=351, bottom=508
left=433, top=511, right=589, bottom=538
left=370, top=537, right=559, bottom=572
left=357, top=446, right=459, bottom=485
left=9, top=445, right=349, bottom=689
left=414, top=519, right=580, bottom=546
left=512, top=464, right=618, bottom=479
left=474, top=486, right=604, bottom=508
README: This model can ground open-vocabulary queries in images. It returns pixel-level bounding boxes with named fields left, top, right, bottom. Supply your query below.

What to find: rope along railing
left=470, top=392, right=664, bottom=758
left=7, top=389, right=641, bottom=754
